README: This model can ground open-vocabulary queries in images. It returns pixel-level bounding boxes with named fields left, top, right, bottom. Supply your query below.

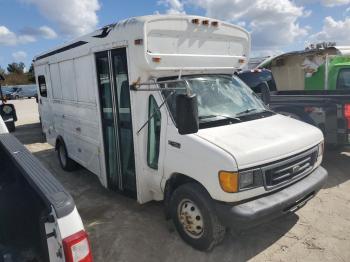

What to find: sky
left=0, top=0, right=350, bottom=71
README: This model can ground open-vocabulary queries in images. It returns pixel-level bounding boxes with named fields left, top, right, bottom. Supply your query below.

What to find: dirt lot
left=10, top=99, right=350, bottom=262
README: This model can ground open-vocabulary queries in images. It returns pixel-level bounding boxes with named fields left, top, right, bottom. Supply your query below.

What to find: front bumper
left=214, top=166, right=328, bottom=230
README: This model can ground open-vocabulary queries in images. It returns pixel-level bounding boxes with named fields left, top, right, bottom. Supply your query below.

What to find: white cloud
left=0, top=26, right=17, bottom=45
left=158, top=0, right=186, bottom=14
left=39, top=26, right=57, bottom=39
left=309, top=16, right=350, bottom=44
left=0, top=26, right=36, bottom=46
left=321, top=0, right=350, bottom=6
left=297, top=0, right=350, bottom=6
left=166, top=0, right=309, bottom=50
left=20, top=26, right=57, bottom=40
left=23, top=0, right=100, bottom=37
left=12, top=51, right=27, bottom=61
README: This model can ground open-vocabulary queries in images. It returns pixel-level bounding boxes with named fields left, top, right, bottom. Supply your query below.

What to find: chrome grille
left=263, top=147, right=318, bottom=189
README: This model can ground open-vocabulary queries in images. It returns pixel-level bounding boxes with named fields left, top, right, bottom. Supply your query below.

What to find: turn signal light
left=344, top=104, right=350, bottom=129
left=219, top=171, right=239, bottom=193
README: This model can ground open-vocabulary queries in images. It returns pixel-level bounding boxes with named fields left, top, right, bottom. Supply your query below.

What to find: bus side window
left=147, top=95, right=161, bottom=169
left=38, top=75, right=47, bottom=97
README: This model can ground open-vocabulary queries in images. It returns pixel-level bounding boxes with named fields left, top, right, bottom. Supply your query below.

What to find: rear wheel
left=170, top=183, right=226, bottom=251
left=57, top=141, right=78, bottom=171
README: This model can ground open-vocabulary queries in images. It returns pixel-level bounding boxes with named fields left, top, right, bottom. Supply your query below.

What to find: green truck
left=239, top=46, right=350, bottom=147
left=260, top=46, right=350, bottom=91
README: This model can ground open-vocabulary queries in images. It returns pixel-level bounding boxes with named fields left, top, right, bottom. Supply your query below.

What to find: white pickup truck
left=0, top=116, right=92, bottom=261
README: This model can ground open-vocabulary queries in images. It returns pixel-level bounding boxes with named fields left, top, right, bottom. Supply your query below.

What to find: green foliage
left=7, top=62, right=25, bottom=74
left=0, top=62, right=35, bottom=85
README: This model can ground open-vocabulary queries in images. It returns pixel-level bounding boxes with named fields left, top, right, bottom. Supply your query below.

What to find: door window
left=337, top=68, right=350, bottom=89
left=147, top=95, right=161, bottom=169
left=112, top=49, right=136, bottom=192
left=96, top=49, right=136, bottom=195
left=96, top=52, right=119, bottom=190
left=38, top=75, right=47, bottom=97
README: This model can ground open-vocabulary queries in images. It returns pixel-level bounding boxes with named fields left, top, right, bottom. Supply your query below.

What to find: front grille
left=263, top=147, right=318, bottom=189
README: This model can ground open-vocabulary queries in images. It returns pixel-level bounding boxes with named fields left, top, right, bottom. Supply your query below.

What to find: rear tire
left=6, top=121, right=15, bottom=132
left=57, top=141, right=78, bottom=171
left=170, top=183, right=226, bottom=251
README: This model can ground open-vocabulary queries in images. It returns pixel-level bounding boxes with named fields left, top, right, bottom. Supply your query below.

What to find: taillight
left=344, top=104, right=350, bottom=129
left=63, top=230, right=93, bottom=262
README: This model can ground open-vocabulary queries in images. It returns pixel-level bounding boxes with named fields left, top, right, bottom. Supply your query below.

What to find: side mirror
left=260, top=81, right=271, bottom=105
left=176, top=94, right=199, bottom=135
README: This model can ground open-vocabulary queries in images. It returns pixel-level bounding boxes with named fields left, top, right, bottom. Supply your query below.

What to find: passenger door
left=95, top=48, right=136, bottom=196
left=36, top=65, right=53, bottom=143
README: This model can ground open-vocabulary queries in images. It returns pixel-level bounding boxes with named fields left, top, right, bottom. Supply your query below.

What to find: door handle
left=168, top=140, right=181, bottom=149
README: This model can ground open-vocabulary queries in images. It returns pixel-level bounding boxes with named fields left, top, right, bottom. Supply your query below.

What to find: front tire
left=170, top=183, right=226, bottom=251
left=57, top=141, right=78, bottom=171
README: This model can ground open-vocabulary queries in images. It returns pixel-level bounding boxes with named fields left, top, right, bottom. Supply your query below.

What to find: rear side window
left=337, top=68, right=350, bottom=89
left=38, top=75, right=47, bottom=97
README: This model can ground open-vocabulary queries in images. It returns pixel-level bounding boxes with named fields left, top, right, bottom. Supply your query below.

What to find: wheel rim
left=59, top=145, right=67, bottom=167
left=177, top=199, right=204, bottom=239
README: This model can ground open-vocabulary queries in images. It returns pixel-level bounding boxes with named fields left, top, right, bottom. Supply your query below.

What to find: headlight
left=239, top=171, right=254, bottom=189
left=316, top=141, right=324, bottom=166
left=219, top=169, right=263, bottom=193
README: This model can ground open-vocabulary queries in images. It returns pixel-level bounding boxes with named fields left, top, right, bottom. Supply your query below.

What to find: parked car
left=1, top=87, right=19, bottom=100
left=11, top=85, right=38, bottom=99
left=0, top=116, right=93, bottom=262
left=34, top=14, right=327, bottom=251
left=237, top=67, right=350, bottom=147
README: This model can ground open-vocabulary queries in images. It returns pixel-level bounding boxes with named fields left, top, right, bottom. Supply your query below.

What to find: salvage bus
left=34, top=15, right=327, bottom=250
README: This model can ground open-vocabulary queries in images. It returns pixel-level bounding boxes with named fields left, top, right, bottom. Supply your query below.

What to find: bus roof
left=33, top=15, right=250, bottom=73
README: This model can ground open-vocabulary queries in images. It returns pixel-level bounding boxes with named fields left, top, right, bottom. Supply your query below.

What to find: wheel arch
left=163, top=173, right=209, bottom=219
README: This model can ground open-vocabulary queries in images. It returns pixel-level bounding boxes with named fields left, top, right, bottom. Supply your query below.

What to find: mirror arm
left=136, top=91, right=175, bottom=135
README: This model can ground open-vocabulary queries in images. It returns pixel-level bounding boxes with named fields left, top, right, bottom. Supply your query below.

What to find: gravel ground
left=10, top=99, right=350, bottom=262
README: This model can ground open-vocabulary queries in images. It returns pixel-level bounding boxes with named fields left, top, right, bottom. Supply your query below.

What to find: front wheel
left=170, top=183, right=226, bottom=251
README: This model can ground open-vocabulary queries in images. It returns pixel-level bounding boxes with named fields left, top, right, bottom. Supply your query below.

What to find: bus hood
left=196, top=114, right=323, bottom=169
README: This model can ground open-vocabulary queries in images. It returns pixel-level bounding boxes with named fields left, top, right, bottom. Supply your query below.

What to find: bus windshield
left=161, top=74, right=267, bottom=125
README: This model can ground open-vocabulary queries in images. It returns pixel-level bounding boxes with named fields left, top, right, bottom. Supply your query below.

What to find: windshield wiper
left=235, top=108, right=259, bottom=116
left=199, top=115, right=241, bottom=122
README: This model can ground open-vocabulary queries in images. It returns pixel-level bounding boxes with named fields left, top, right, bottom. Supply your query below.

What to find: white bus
left=34, top=15, right=327, bottom=250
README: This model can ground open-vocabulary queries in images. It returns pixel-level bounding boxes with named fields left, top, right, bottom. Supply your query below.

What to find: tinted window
left=38, top=75, right=47, bottom=97
left=147, top=95, right=161, bottom=169
left=337, top=68, right=350, bottom=89
left=238, top=71, right=277, bottom=92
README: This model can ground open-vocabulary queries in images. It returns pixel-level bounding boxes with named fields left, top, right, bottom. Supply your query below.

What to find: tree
left=0, top=66, right=5, bottom=79
left=27, top=63, right=35, bottom=83
left=7, top=62, right=25, bottom=74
